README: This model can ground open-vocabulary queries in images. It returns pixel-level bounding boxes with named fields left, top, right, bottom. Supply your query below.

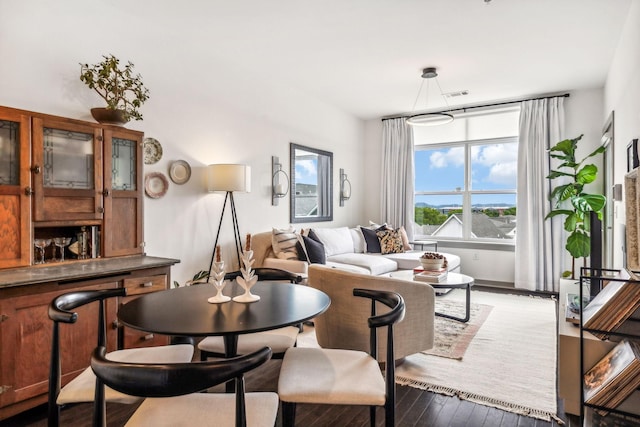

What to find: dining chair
left=48, top=288, right=194, bottom=427
left=91, top=345, right=279, bottom=427
left=278, top=288, right=405, bottom=427
left=198, top=268, right=303, bottom=360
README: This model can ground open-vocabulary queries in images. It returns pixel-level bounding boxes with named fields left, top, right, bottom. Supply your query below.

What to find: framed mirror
left=290, top=143, right=333, bottom=223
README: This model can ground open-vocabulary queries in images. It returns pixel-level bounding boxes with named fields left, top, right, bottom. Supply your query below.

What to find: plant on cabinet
left=79, top=54, right=150, bottom=124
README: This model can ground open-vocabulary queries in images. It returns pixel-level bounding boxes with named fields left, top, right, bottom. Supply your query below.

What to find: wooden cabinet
left=0, top=105, right=144, bottom=268
left=0, top=108, right=32, bottom=268
left=31, top=116, right=103, bottom=222
left=0, top=281, right=118, bottom=417
left=102, top=127, right=143, bottom=257
left=0, top=257, right=178, bottom=421
left=119, top=273, right=169, bottom=349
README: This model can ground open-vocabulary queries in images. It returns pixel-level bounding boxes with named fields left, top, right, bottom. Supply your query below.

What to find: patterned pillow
left=376, top=228, right=405, bottom=255
left=271, top=227, right=299, bottom=260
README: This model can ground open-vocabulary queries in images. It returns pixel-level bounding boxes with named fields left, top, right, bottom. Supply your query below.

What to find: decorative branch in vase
left=233, top=234, right=260, bottom=302
left=208, top=245, right=230, bottom=303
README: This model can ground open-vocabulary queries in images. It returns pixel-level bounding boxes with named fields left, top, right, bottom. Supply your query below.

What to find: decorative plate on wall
left=144, top=172, right=169, bottom=199
left=169, top=160, right=192, bottom=185
left=143, top=137, right=163, bottom=164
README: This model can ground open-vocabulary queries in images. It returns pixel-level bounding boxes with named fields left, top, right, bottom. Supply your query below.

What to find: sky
left=415, top=142, right=517, bottom=206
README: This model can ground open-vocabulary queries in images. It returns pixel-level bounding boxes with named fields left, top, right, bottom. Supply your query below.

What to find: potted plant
left=79, top=54, right=150, bottom=125
left=546, top=134, right=606, bottom=279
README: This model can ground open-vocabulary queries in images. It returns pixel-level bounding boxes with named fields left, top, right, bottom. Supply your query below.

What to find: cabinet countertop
left=0, top=255, right=180, bottom=289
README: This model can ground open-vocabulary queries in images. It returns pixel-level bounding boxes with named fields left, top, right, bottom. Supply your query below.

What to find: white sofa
left=251, top=226, right=460, bottom=276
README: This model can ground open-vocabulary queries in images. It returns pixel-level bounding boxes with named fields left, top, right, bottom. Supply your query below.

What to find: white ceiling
left=3, top=0, right=634, bottom=120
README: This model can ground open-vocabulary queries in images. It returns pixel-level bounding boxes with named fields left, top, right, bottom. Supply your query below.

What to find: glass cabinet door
left=111, top=137, right=137, bottom=191
left=103, top=128, right=143, bottom=257
left=32, top=117, right=103, bottom=222
left=0, top=108, right=31, bottom=268
left=42, top=127, right=95, bottom=190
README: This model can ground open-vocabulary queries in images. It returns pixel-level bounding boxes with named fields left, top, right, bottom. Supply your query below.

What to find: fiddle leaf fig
left=546, top=134, right=606, bottom=278
left=566, top=230, right=590, bottom=259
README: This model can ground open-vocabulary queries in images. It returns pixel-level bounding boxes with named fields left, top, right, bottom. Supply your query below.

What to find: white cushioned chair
left=91, top=345, right=278, bottom=427
left=48, top=288, right=194, bottom=427
left=278, top=288, right=405, bottom=427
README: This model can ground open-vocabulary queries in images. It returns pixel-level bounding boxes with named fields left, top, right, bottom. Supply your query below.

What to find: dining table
left=118, top=281, right=331, bottom=359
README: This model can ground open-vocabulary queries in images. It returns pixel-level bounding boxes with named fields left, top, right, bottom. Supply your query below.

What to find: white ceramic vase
left=233, top=250, right=260, bottom=302
left=207, top=261, right=230, bottom=303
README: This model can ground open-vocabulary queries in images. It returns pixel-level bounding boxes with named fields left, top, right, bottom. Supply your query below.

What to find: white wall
left=0, top=2, right=366, bottom=284
left=605, top=0, right=640, bottom=269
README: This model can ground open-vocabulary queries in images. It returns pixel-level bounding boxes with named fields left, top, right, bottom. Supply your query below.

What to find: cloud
left=295, top=159, right=317, bottom=182
left=429, top=146, right=464, bottom=168
left=472, top=143, right=517, bottom=185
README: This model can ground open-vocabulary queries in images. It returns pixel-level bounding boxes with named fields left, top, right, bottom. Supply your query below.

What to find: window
left=413, top=109, right=519, bottom=242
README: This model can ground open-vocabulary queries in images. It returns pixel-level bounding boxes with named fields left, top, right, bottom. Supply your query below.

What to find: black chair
left=91, top=345, right=279, bottom=427
left=278, top=288, right=405, bottom=427
left=198, top=268, right=303, bottom=360
left=48, top=288, right=194, bottom=427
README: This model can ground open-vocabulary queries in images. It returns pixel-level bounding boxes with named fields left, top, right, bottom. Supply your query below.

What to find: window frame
left=414, top=135, right=518, bottom=243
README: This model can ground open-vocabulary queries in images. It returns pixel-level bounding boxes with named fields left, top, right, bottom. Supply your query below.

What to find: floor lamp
left=206, top=164, right=251, bottom=278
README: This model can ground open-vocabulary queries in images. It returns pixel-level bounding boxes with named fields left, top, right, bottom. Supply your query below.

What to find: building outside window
left=413, top=108, right=519, bottom=242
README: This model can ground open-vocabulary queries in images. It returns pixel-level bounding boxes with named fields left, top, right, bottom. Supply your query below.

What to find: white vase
left=233, top=250, right=260, bottom=302
left=207, top=261, right=230, bottom=303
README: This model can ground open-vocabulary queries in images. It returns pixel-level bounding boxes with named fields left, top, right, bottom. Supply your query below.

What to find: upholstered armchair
left=306, top=264, right=435, bottom=362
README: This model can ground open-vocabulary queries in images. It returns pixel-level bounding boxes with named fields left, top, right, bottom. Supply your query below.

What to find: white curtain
left=515, top=97, right=565, bottom=292
left=381, top=118, right=415, bottom=240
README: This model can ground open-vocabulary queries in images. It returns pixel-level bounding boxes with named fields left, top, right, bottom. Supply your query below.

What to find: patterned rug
left=396, top=289, right=561, bottom=423
left=423, top=300, right=493, bottom=360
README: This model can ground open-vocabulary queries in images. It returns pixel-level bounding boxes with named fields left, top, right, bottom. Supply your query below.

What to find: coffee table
left=390, top=270, right=474, bottom=322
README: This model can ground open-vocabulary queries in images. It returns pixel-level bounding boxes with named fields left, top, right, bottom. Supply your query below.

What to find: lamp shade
left=207, top=164, right=251, bottom=192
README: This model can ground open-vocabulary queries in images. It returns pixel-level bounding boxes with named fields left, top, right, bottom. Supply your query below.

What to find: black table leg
left=434, top=283, right=471, bottom=323
left=224, top=334, right=239, bottom=393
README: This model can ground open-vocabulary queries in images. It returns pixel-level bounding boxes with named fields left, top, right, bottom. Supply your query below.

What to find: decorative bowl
left=420, top=258, right=444, bottom=270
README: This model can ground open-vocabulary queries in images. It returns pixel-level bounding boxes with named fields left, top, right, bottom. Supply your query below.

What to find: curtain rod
left=381, top=93, right=571, bottom=121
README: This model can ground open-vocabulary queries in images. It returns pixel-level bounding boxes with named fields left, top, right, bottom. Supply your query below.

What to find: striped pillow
left=271, top=227, right=299, bottom=260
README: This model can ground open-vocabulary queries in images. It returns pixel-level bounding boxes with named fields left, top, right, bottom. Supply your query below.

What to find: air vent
left=443, top=90, right=469, bottom=98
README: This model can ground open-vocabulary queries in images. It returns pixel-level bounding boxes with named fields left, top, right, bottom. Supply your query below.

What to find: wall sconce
left=339, top=168, right=351, bottom=207
left=272, top=156, right=290, bottom=206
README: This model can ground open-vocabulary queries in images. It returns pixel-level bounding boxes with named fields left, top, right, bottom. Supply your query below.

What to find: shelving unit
left=579, top=267, right=640, bottom=426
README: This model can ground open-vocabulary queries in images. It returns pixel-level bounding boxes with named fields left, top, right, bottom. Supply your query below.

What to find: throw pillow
left=271, top=227, right=299, bottom=260
left=368, top=221, right=390, bottom=230
left=350, top=227, right=366, bottom=253
left=308, top=228, right=321, bottom=242
left=310, top=227, right=353, bottom=257
left=398, top=226, right=413, bottom=251
left=376, top=228, right=405, bottom=254
left=296, top=235, right=326, bottom=264
left=361, top=226, right=386, bottom=253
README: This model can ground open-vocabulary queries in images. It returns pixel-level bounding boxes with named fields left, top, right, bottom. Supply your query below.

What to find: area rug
left=395, top=289, right=561, bottom=424
left=424, top=300, right=493, bottom=360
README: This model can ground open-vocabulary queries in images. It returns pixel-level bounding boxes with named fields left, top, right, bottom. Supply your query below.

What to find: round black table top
left=118, top=282, right=330, bottom=337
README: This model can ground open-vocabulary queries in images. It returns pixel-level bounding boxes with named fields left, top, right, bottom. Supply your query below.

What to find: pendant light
left=406, top=67, right=454, bottom=126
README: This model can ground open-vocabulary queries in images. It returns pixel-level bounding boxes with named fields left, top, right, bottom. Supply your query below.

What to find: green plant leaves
left=79, top=54, right=149, bottom=121
left=546, top=134, right=606, bottom=277
left=566, top=230, right=590, bottom=259
left=576, top=164, right=598, bottom=184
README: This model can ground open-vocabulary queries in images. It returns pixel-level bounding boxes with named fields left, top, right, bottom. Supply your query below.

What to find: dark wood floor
left=1, top=356, right=575, bottom=427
